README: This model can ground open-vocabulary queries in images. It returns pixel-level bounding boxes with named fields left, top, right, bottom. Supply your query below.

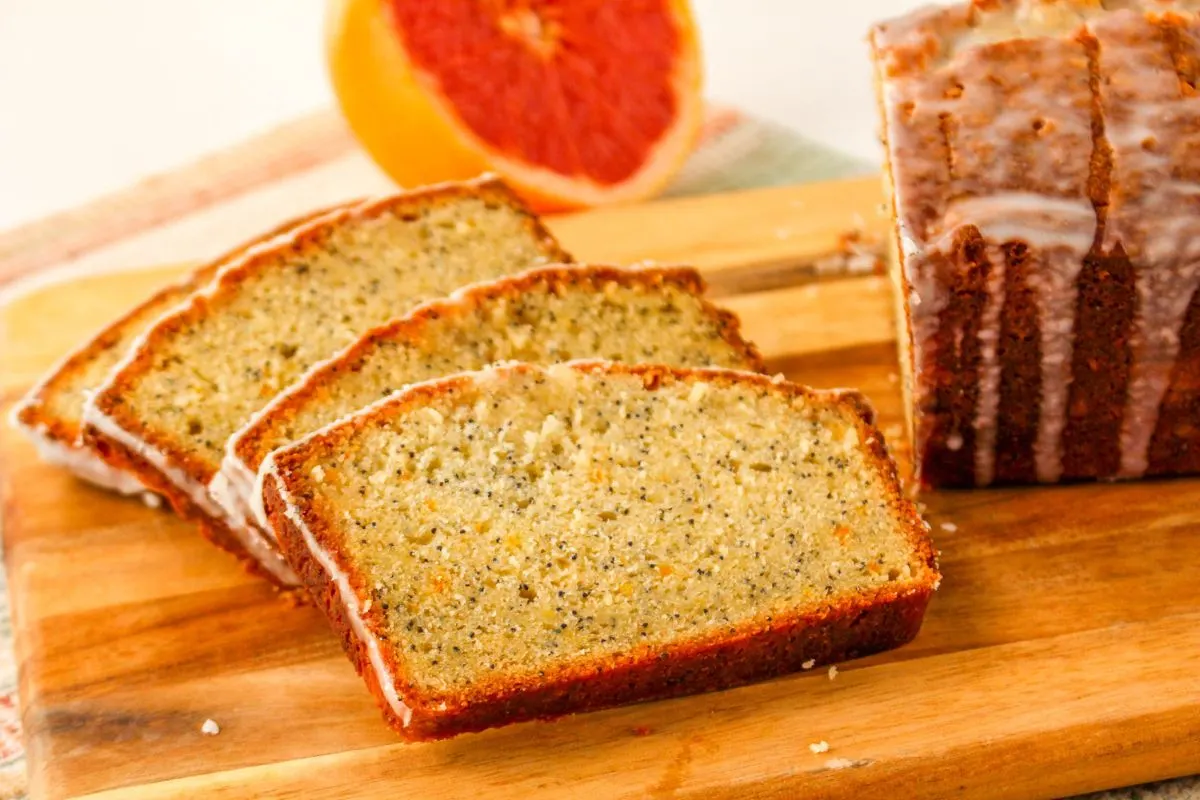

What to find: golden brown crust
left=234, top=263, right=765, bottom=472
left=16, top=201, right=361, bottom=448
left=87, top=177, right=568, bottom=501
left=265, top=362, right=938, bottom=741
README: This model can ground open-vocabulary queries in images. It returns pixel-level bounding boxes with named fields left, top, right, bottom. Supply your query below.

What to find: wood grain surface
left=2, top=180, right=1198, bottom=800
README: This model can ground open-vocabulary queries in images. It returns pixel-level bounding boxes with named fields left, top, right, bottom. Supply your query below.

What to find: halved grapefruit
left=326, top=0, right=704, bottom=210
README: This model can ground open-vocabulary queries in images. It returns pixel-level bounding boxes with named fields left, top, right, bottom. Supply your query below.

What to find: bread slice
left=262, top=361, right=938, bottom=740
left=9, top=202, right=354, bottom=496
left=82, top=177, right=569, bottom=584
left=213, top=264, right=765, bottom=575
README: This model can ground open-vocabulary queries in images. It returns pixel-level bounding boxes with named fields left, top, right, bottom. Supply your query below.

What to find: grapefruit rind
left=326, top=0, right=704, bottom=210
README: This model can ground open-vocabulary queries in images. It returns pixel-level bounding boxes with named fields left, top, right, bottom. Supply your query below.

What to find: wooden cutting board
left=2, top=179, right=1198, bottom=800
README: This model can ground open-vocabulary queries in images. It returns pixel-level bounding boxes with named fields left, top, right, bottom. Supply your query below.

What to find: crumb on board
left=279, top=587, right=308, bottom=608
left=632, top=725, right=653, bottom=737
left=201, top=719, right=220, bottom=736
left=141, top=493, right=162, bottom=509
left=811, top=235, right=888, bottom=278
left=828, top=665, right=839, bottom=680
left=811, top=230, right=885, bottom=277
left=940, top=521, right=958, bottom=533
left=809, top=741, right=830, bottom=754
left=802, top=659, right=816, bottom=670
left=825, top=757, right=857, bottom=769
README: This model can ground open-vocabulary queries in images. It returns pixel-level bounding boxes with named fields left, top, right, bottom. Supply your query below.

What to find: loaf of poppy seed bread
left=214, top=264, right=765, bottom=564
left=82, top=177, right=570, bottom=585
left=262, top=361, right=939, bottom=740
left=9, top=201, right=356, bottom=496
left=872, top=0, right=1200, bottom=487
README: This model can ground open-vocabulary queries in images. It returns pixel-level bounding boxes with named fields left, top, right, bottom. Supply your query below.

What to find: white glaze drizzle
left=1119, top=265, right=1200, bottom=476
left=934, top=194, right=1095, bottom=483
left=878, top=20, right=1096, bottom=486
left=1090, top=10, right=1200, bottom=477
left=972, top=246, right=1008, bottom=486
left=8, top=404, right=151, bottom=496
left=1028, top=243, right=1090, bottom=482
left=951, top=0, right=1200, bottom=59
left=932, top=193, right=1098, bottom=256
left=875, top=4, right=1200, bottom=484
left=952, top=0, right=1122, bottom=56
left=206, top=465, right=299, bottom=585
left=209, top=452, right=260, bottom=535
left=943, top=25, right=1097, bottom=483
left=264, top=469, right=413, bottom=728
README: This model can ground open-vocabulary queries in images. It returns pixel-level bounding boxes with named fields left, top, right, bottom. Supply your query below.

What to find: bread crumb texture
left=126, top=196, right=557, bottom=473
left=286, top=367, right=929, bottom=696
left=248, top=270, right=757, bottom=468
left=42, top=291, right=187, bottom=426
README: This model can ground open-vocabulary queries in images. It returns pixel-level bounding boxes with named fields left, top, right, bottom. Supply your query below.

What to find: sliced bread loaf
left=10, top=202, right=354, bottom=496
left=214, top=265, right=764, bottom=569
left=262, top=361, right=938, bottom=740
left=82, top=177, right=569, bottom=584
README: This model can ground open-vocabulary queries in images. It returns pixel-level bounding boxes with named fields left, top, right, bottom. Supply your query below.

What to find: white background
left=0, top=0, right=929, bottom=231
